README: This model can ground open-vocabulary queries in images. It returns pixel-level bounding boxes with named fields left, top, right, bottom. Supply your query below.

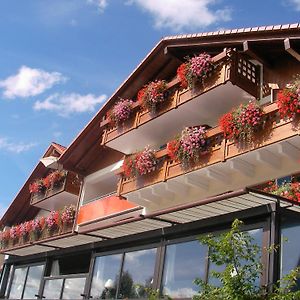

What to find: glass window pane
left=9, top=267, right=27, bottom=299
left=281, top=220, right=300, bottom=278
left=119, top=248, right=157, bottom=299
left=23, top=265, right=44, bottom=299
left=43, top=279, right=63, bottom=299
left=5, top=266, right=14, bottom=298
left=208, top=228, right=263, bottom=286
left=62, top=277, right=85, bottom=299
left=90, top=254, right=122, bottom=299
left=162, top=240, right=208, bottom=298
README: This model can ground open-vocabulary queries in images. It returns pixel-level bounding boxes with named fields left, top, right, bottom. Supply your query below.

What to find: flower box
left=30, top=171, right=80, bottom=210
left=0, top=206, right=76, bottom=253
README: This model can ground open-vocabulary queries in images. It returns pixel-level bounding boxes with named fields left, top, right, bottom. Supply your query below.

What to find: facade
left=1, top=23, right=300, bottom=299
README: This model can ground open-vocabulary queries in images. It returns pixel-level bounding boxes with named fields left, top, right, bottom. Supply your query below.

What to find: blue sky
left=0, top=0, right=299, bottom=216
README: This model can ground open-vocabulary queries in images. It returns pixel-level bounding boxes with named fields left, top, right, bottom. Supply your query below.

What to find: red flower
left=167, top=140, right=180, bottom=160
left=177, top=63, right=189, bottom=89
left=137, top=87, right=146, bottom=103
left=219, top=112, right=236, bottom=139
left=277, top=90, right=299, bottom=119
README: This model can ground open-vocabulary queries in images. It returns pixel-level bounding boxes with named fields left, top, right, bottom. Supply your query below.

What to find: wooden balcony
left=116, top=102, right=300, bottom=212
left=101, top=49, right=260, bottom=154
left=30, top=171, right=81, bottom=211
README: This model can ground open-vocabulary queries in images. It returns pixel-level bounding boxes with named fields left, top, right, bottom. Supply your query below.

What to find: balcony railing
left=116, top=102, right=300, bottom=210
left=30, top=171, right=81, bottom=211
left=101, top=49, right=260, bottom=153
left=77, top=193, right=141, bottom=233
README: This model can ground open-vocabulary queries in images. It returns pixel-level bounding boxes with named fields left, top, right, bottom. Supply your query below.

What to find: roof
left=163, top=23, right=300, bottom=40
left=0, top=142, right=66, bottom=227
left=59, top=23, right=300, bottom=173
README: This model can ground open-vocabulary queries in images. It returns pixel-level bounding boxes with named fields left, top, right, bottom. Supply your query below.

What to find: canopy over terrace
left=77, top=189, right=300, bottom=239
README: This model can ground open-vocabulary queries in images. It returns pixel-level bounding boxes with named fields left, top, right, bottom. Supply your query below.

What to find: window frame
left=41, top=273, right=88, bottom=300
left=85, top=220, right=269, bottom=300
left=6, top=261, right=45, bottom=300
left=87, top=242, right=162, bottom=299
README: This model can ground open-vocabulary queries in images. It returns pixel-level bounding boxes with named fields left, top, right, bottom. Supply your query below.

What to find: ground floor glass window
left=8, top=264, right=44, bottom=299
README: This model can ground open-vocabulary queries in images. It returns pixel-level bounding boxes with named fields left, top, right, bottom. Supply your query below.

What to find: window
left=118, top=248, right=157, bottom=299
left=208, top=227, right=263, bottom=287
left=281, top=218, right=300, bottom=279
left=90, top=254, right=122, bottom=299
left=90, top=247, right=157, bottom=299
left=42, top=276, right=86, bottom=300
left=43, top=279, right=64, bottom=299
left=8, top=264, right=45, bottom=299
left=51, top=253, right=91, bottom=276
left=162, top=240, right=208, bottom=298
left=62, top=277, right=86, bottom=299
left=161, top=227, right=264, bottom=298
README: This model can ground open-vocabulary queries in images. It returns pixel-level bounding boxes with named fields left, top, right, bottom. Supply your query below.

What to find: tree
left=193, top=219, right=300, bottom=300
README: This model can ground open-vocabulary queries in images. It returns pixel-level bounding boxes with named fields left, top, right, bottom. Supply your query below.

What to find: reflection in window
left=62, top=277, right=86, bottom=299
left=23, top=265, right=44, bottom=299
left=281, top=220, right=300, bottom=279
left=90, top=254, right=122, bottom=299
left=162, top=240, right=208, bottom=298
left=119, top=248, right=157, bottom=299
left=43, top=279, right=63, bottom=299
left=208, top=228, right=263, bottom=287
left=9, top=267, right=27, bottom=299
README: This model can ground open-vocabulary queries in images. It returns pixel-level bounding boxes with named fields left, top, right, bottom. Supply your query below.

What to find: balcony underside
left=76, top=190, right=300, bottom=239
left=2, top=233, right=102, bottom=257
left=124, top=135, right=300, bottom=213
left=106, top=82, right=254, bottom=154
left=33, top=191, right=78, bottom=211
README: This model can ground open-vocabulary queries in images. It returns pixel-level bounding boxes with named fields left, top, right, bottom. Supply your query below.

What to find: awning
left=80, top=189, right=300, bottom=239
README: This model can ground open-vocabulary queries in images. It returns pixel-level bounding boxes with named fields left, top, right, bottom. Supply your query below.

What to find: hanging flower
left=167, top=126, right=208, bottom=168
left=0, top=230, right=10, bottom=243
left=29, top=179, right=45, bottom=194
left=10, top=226, right=18, bottom=240
left=46, top=211, right=60, bottom=231
left=177, top=53, right=214, bottom=88
left=61, top=205, right=76, bottom=224
left=18, top=223, right=29, bottom=237
left=123, top=156, right=136, bottom=178
left=138, top=80, right=167, bottom=113
left=32, top=218, right=43, bottom=233
left=135, top=147, right=158, bottom=176
left=277, top=76, right=300, bottom=119
left=109, top=98, right=134, bottom=126
left=219, top=101, right=264, bottom=143
left=122, top=147, right=158, bottom=177
left=177, top=63, right=189, bottom=89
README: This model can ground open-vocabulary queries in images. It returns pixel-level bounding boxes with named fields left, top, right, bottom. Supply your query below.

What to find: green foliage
left=193, top=219, right=300, bottom=300
left=145, top=288, right=172, bottom=300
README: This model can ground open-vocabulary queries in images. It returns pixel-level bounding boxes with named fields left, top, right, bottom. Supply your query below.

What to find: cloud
left=286, top=0, right=300, bottom=10
left=87, top=0, right=107, bottom=12
left=0, top=137, right=37, bottom=154
left=127, top=0, right=231, bottom=31
left=33, top=93, right=107, bottom=116
left=0, top=66, right=66, bottom=99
